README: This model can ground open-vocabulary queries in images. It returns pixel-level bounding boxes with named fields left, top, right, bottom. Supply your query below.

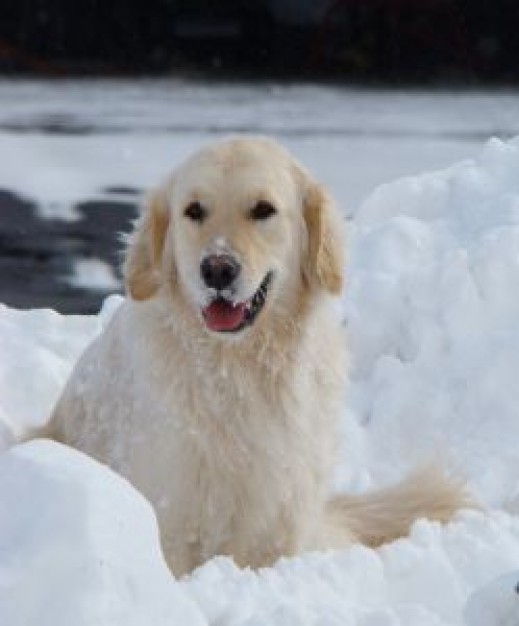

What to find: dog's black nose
left=201, top=255, right=241, bottom=290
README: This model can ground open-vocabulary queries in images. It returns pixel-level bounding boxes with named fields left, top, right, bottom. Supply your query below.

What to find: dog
left=47, top=137, right=470, bottom=576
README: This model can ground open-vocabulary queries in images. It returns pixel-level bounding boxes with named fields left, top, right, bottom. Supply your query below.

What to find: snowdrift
left=0, top=440, right=205, bottom=626
left=2, top=137, right=519, bottom=625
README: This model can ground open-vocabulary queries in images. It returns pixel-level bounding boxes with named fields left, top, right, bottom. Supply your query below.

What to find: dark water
left=0, top=189, right=139, bottom=314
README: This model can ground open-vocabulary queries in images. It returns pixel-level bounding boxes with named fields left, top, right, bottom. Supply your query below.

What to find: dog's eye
left=250, top=201, right=277, bottom=221
left=184, top=202, right=207, bottom=222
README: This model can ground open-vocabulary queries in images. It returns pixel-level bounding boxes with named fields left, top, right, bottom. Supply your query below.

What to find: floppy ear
left=302, top=181, right=345, bottom=294
left=124, top=185, right=171, bottom=301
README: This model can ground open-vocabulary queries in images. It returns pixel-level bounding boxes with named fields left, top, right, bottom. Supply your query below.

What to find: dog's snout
left=201, top=254, right=241, bottom=290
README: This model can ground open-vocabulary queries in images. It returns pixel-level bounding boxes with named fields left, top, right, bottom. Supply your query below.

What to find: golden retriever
left=48, top=137, right=469, bottom=576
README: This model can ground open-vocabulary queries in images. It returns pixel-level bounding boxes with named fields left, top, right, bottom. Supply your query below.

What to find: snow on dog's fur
left=47, top=137, right=470, bottom=576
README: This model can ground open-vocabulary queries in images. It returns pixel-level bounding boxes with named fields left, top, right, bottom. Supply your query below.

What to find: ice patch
left=66, top=257, right=121, bottom=290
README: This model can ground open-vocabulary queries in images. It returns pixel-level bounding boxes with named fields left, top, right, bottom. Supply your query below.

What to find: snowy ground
left=1, top=80, right=519, bottom=218
left=1, top=82, right=519, bottom=625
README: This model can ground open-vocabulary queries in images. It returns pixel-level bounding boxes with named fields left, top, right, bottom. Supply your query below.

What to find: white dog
left=48, top=137, right=469, bottom=576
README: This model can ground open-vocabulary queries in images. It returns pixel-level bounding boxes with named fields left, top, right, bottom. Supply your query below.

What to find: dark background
left=1, top=0, right=518, bottom=82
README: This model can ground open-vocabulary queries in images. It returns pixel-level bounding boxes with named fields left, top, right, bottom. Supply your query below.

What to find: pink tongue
left=203, top=300, right=247, bottom=332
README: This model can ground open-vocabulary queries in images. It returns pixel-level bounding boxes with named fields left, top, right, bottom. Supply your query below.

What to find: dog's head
left=125, top=137, right=344, bottom=338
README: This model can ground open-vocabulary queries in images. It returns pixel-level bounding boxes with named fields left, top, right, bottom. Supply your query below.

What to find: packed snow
left=0, top=440, right=205, bottom=626
left=464, top=569, right=519, bottom=626
left=2, top=134, right=519, bottom=624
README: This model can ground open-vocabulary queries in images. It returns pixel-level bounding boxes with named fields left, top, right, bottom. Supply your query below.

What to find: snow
left=1, top=80, right=518, bottom=218
left=0, top=439, right=205, bottom=626
left=67, top=258, right=121, bottom=290
left=181, top=513, right=519, bottom=625
left=0, top=296, right=119, bottom=444
left=2, top=125, right=519, bottom=621
left=343, top=137, right=519, bottom=511
left=464, top=570, right=519, bottom=626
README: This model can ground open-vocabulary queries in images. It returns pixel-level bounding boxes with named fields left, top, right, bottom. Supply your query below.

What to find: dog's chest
left=156, top=359, right=324, bottom=557
left=172, top=358, right=296, bottom=468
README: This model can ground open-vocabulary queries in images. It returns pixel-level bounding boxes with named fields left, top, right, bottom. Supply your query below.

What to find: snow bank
left=2, top=137, right=519, bottom=624
left=181, top=513, right=519, bottom=625
left=464, top=569, right=519, bottom=626
left=344, top=137, right=519, bottom=510
left=0, top=440, right=204, bottom=626
left=0, top=295, right=121, bottom=447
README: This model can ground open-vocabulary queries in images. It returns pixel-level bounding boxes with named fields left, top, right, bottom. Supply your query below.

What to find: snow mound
left=345, top=137, right=519, bottom=508
left=464, top=569, right=519, bottom=626
left=0, top=295, right=121, bottom=447
left=0, top=439, right=204, bottom=626
left=181, top=512, right=519, bottom=625
left=2, top=137, right=519, bottom=624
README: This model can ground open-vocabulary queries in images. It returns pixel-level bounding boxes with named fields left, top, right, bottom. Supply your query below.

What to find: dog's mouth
left=201, top=271, right=274, bottom=334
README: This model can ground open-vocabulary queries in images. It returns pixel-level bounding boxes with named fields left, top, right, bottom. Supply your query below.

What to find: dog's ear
left=124, top=185, right=171, bottom=301
left=301, top=180, right=345, bottom=294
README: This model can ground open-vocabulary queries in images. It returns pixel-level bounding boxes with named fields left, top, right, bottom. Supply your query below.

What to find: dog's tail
left=325, top=464, right=475, bottom=548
